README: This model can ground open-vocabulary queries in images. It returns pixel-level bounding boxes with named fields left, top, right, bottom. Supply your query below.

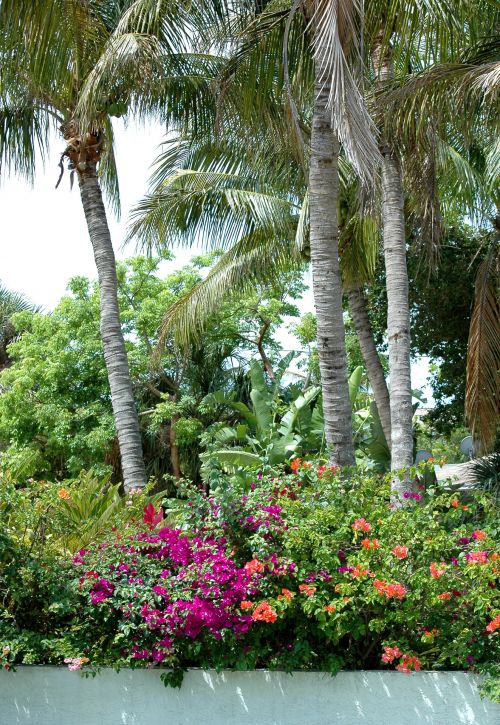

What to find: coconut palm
left=75, top=0, right=490, bottom=475
left=81, top=0, right=380, bottom=467
left=0, top=0, right=161, bottom=489
left=377, top=7, right=500, bottom=453
left=126, top=125, right=394, bottom=449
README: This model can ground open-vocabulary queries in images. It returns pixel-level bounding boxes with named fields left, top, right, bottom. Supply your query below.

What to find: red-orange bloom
left=290, top=458, right=301, bottom=472
left=373, top=580, right=407, bottom=599
left=279, top=588, right=293, bottom=601
left=472, top=529, right=487, bottom=540
left=245, top=559, right=264, bottom=574
left=58, top=488, right=71, bottom=500
left=324, top=604, right=336, bottom=613
left=391, top=545, right=408, bottom=560
left=450, top=498, right=459, bottom=508
left=429, top=562, right=446, bottom=579
left=361, top=538, right=380, bottom=550
left=381, top=646, right=402, bottom=663
left=438, top=592, right=452, bottom=601
left=252, top=602, right=277, bottom=623
left=298, top=584, right=316, bottom=596
left=396, top=654, right=421, bottom=673
left=350, top=565, right=370, bottom=579
left=352, top=518, right=371, bottom=532
left=467, top=551, right=488, bottom=564
left=486, top=614, right=500, bottom=633
left=240, top=600, right=253, bottom=610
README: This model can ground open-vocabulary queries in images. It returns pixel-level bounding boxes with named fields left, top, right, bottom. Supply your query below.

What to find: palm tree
left=126, top=128, right=395, bottom=450
left=0, top=0, right=148, bottom=490
left=91, top=0, right=380, bottom=467
left=0, top=283, right=39, bottom=371
left=377, top=7, right=500, bottom=454
left=76, top=0, right=491, bottom=475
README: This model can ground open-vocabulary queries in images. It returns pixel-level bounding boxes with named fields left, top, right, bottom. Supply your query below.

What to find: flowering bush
left=1, top=462, right=499, bottom=698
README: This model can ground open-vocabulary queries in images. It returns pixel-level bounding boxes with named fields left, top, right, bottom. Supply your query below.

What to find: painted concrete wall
left=1, top=668, right=499, bottom=725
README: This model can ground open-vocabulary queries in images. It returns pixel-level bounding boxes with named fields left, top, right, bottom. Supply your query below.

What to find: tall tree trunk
left=78, top=170, right=147, bottom=491
left=309, top=56, right=355, bottom=467
left=347, top=285, right=392, bottom=447
left=169, top=414, right=182, bottom=479
left=373, top=44, right=414, bottom=494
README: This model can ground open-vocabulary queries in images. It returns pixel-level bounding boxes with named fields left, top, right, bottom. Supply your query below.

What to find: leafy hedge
left=1, top=463, right=499, bottom=697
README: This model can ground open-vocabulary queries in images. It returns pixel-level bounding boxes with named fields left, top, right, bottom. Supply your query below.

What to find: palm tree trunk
left=78, top=170, right=147, bottom=491
left=347, top=285, right=392, bottom=447
left=373, top=44, right=414, bottom=493
left=309, top=57, right=355, bottom=467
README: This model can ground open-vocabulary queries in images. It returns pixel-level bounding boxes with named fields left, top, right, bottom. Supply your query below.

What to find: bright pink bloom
left=466, top=551, right=488, bottom=564
left=381, top=646, right=402, bottom=664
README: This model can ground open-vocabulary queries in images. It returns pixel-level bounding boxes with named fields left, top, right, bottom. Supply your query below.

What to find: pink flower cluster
left=381, top=646, right=421, bottom=673
left=64, top=657, right=89, bottom=671
left=75, top=526, right=259, bottom=664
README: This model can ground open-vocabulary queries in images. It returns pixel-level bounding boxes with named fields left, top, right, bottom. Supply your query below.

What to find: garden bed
left=1, top=667, right=499, bottom=725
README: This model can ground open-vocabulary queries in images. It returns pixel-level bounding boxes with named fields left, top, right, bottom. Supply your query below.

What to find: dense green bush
left=1, top=463, right=498, bottom=698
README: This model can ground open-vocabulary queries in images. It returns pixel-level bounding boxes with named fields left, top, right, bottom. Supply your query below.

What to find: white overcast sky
left=0, top=119, right=432, bottom=400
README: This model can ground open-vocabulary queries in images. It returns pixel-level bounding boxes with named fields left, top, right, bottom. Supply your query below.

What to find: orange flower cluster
left=278, top=588, right=293, bottom=601
left=317, top=464, right=339, bottom=477
left=298, top=584, right=316, bottom=596
left=373, top=580, right=407, bottom=599
left=350, top=565, right=371, bottom=579
left=486, top=614, right=500, bottom=633
left=290, top=458, right=302, bottom=472
left=251, top=602, right=277, bottom=623
left=423, top=628, right=439, bottom=638
left=240, top=600, right=253, bottom=610
left=472, top=529, right=487, bottom=540
left=58, top=488, right=71, bottom=500
left=244, top=559, right=264, bottom=574
left=324, top=604, right=336, bottom=613
left=391, top=545, right=408, bottom=560
left=352, top=518, right=371, bottom=532
left=381, top=646, right=420, bottom=673
left=429, top=562, right=446, bottom=579
left=467, top=551, right=489, bottom=565
left=396, top=654, right=421, bottom=673
left=450, top=498, right=459, bottom=507
left=361, top=538, right=379, bottom=550
left=438, top=592, right=452, bottom=601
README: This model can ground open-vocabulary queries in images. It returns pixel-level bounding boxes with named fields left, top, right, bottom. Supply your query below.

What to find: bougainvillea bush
left=1, top=462, right=499, bottom=696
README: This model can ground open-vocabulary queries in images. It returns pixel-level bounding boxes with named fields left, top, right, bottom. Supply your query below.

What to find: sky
left=0, top=119, right=433, bottom=401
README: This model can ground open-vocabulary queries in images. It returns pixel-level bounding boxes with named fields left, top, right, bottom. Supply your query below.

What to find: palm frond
left=311, top=0, right=381, bottom=182
left=127, top=168, right=299, bottom=253
left=465, top=243, right=500, bottom=453
left=156, top=229, right=303, bottom=353
left=98, top=116, right=121, bottom=218
left=0, top=101, right=54, bottom=180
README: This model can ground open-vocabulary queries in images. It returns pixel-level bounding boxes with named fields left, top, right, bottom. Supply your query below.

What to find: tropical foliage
left=1, top=464, right=499, bottom=699
left=0, top=0, right=498, bottom=703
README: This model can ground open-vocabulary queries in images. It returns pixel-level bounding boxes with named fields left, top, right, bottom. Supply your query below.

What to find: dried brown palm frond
left=465, top=241, right=500, bottom=453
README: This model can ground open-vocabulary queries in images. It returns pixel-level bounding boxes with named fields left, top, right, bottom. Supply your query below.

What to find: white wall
left=1, top=668, right=498, bottom=725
